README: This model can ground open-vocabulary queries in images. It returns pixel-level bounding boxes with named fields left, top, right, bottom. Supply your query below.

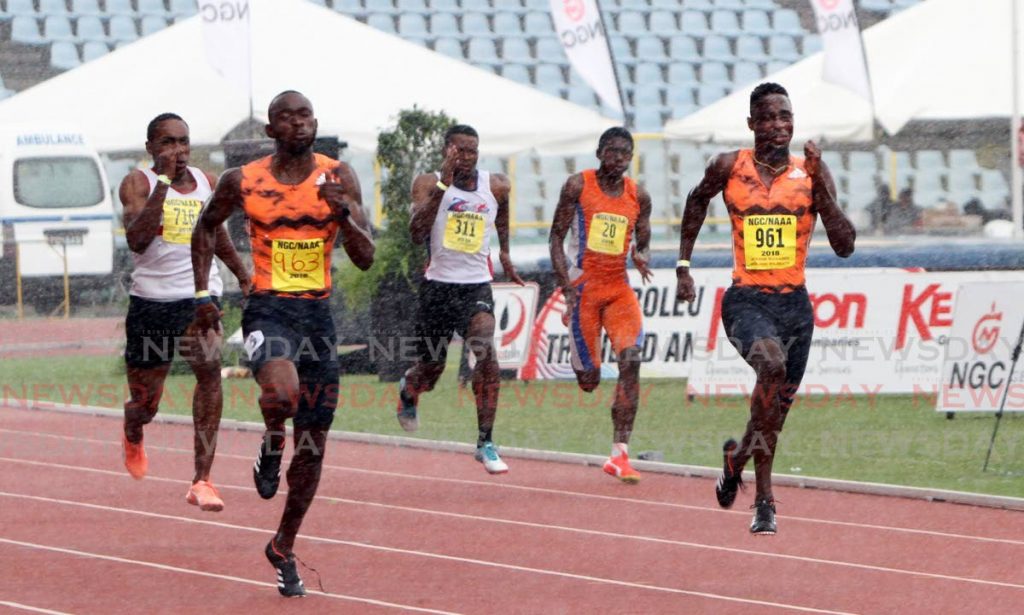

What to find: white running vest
left=425, top=170, right=498, bottom=284
left=129, top=166, right=223, bottom=300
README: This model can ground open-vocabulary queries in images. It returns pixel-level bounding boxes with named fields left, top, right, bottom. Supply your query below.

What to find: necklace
left=753, top=156, right=788, bottom=175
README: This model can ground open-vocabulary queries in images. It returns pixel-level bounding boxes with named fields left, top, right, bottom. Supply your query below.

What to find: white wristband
left=676, top=259, right=691, bottom=268
left=435, top=180, right=449, bottom=192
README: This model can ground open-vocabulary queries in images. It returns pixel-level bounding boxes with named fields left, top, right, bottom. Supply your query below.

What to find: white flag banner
left=198, top=0, right=252, bottom=97
left=809, top=0, right=872, bottom=102
left=549, top=0, right=623, bottom=114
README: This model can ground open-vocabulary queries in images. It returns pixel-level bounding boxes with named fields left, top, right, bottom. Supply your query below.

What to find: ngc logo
left=817, top=0, right=840, bottom=10
left=564, top=0, right=585, bottom=22
left=971, top=303, right=1002, bottom=355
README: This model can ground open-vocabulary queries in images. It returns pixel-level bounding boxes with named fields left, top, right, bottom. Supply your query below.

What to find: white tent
left=664, top=0, right=1023, bottom=143
left=0, top=0, right=616, bottom=155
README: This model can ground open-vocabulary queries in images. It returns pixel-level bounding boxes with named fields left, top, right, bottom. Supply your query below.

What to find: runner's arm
left=192, top=168, right=242, bottom=294
left=120, top=170, right=169, bottom=253
left=332, top=162, right=375, bottom=271
left=492, top=172, right=524, bottom=285
left=204, top=171, right=250, bottom=290
left=409, top=173, right=445, bottom=244
left=633, top=184, right=654, bottom=283
left=549, top=173, right=584, bottom=292
left=676, top=152, right=735, bottom=302
left=811, top=158, right=856, bottom=258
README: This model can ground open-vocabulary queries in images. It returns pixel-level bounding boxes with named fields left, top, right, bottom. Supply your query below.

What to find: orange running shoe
left=122, top=434, right=147, bottom=480
left=603, top=453, right=641, bottom=484
left=186, top=480, right=225, bottom=512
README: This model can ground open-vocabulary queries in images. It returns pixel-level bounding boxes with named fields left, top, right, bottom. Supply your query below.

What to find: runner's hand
left=632, top=245, right=653, bottom=284
left=560, top=286, right=577, bottom=327
left=237, top=274, right=252, bottom=298
left=676, top=270, right=696, bottom=303
left=804, top=141, right=822, bottom=179
left=499, top=250, right=525, bottom=286
left=153, top=149, right=177, bottom=181
left=439, top=144, right=460, bottom=187
left=193, top=301, right=221, bottom=335
left=319, top=169, right=353, bottom=220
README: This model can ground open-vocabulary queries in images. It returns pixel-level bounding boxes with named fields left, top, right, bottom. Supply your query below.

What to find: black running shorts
left=413, top=279, right=494, bottom=365
left=124, top=295, right=220, bottom=369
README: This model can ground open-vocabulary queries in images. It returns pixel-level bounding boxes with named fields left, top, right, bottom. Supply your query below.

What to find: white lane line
left=1, top=427, right=1021, bottom=547
left=0, top=601, right=72, bottom=615
left=0, top=537, right=459, bottom=614
left=4, top=462, right=1024, bottom=592
left=0, top=490, right=854, bottom=614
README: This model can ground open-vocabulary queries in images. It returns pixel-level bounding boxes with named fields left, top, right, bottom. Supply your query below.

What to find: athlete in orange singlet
left=677, top=83, right=856, bottom=535
left=192, top=91, right=375, bottom=595
left=550, top=127, right=654, bottom=483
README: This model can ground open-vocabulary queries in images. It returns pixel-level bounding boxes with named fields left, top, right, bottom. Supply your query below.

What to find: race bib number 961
left=271, top=238, right=326, bottom=292
left=743, top=214, right=796, bottom=270
left=587, top=212, right=628, bottom=255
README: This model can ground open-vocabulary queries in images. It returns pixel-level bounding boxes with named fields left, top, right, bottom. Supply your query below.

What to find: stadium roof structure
left=665, top=0, right=1024, bottom=143
left=0, top=0, right=616, bottom=155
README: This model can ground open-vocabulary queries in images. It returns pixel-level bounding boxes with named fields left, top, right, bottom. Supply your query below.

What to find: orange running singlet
left=723, top=149, right=816, bottom=292
left=567, top=169, right=640, bottom=283
left=241, top=154, right=340, bottom=299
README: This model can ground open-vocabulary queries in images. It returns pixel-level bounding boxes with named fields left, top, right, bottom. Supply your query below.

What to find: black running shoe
left=749, top=498, right=777, bottom=536
left=715, top=438, right=743, bottom=509
left=253, top=432, right=283, bottom=500
left=396, top=376, right=419, bottom=432
left=265, top=540, right=306, bottom=597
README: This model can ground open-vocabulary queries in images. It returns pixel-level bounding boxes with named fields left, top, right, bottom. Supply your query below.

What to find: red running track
left=1, top=405, right=1022, bottom=614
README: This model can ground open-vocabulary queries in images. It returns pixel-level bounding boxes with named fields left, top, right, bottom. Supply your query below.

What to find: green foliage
left=337, top=107, right=457, bottom=311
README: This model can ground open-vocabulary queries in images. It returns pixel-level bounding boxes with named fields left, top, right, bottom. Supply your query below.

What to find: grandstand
left=1, top=0, right=1009, bottom=237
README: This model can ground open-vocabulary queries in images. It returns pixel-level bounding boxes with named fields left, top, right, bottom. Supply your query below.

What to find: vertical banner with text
left=809, top=0, right=872, bottom=103
left=198, top=0, right=252, bottom=98
left=549, top=0, right=623, bottom=114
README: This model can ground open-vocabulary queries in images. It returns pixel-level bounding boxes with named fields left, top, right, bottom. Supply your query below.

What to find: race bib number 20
left=743, top=214, right=796, bottom=270
left=271, top=238, right=326, bottom=292
left=587, top=212, right=628, bottom=255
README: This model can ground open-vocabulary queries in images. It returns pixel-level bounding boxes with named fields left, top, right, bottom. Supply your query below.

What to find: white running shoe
left=475, top=442, right=509, bottom=474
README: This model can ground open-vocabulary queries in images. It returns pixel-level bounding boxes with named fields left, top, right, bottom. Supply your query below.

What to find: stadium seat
left=501, top=63, right=531, bottom=85
left=11, top=17, right=44, bottom=45
left=648, top=10, right=677, bottom=36
left=523, top=11, right=553, bottom=35
left=773, top=9, right=804, bottom=36
left=71, top=0, right=102, bottom=18
left=76, top=15, right=105, bottom=42
left=701, top=62, right=730, bottom=87
left=567, top=86, right=597, bottom=108
left=736, top=35, right=768, bottom=62
left=49, top=41, right=81, bottom=70
left=848, top=151, right=879, bottom=175
left=741, top=9, right=773, bottom=37
left=608, top=36, right=632, bottom=64
left=169, top=0, right=198, bottom=18
left=768, top=35, right=800, bottom=62
left=668, top=35, right=701, bottom=62
left=535, top=63, right=566, bottom=89
left=493, top=0, right=526, bottom=14
left=616, top=11, right=646, bottom=36
left=333, top=0, right=364, bottom=14
left=429, top=0, right=460, bottom=12
left=493, top=12, right=523, bottom=37
left=633, top=108, right=664, bottom=133
left=697, top=84, right=728, bottom=106
left=42, top=15, right=75, bottom=42
left=667, top=63, right=699, bottom=86
left=709, top=10, right=742, bottom=37
left=732, top=61, right=762, bottom=87
left=366, top=13, right=396, bottom=34
left=980, top=169, right=1009, bottom=194
left=395, top=0, right=428, bottom=13
left=105, top=0, right=134, bottom=16
left=108, top=15, right=139, bottom=43
left=140, top=16, right=169, bottom=36
left=948, top=149, right=979, bottom=168
left=398, top=14, right=428, bottom=39
left=666, top=85, right=697, bottom=108
left=430, top=13, right=458, bottom=37
left=467, top=37, right=500, bottom=65
left=947, top=168, right=977, bottom=195
left=680, top=11, right=710, bottom=36
left=502, top=37, right=531, bottom=63
left=745, top=0, right=777, bottom=9
left=137, top=0, right=168, bottom=18
left=364, top=0, right=396, bottom=13
left=535, top=37, right=565, bottom=63
left=38, top=0, right=68, bottom=16
left=3, top=0, right=35, bottom=22
left=433, top=37, right=464, bottom=60
left=462, top=12, right=492, bottom=37
left=714, top=0, right=745, bottom=9
left=522, top=0, right=549, bottom=10
left=634, top=36, right=667, bottom=63
left=81, top=40, right=109, bottom=62
left=632, top=83, right=664, bottom=108
left=462, top=0, right=491, bottom=11
left=802, top=34, right=823, bottom=56
left=702, top=35, right=734, bottom=63
left=635, top=62, right=664, bottom=86
left=914, top=150, right=945, bottom=170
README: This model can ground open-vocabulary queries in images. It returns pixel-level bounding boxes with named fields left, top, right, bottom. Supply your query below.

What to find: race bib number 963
left=743, top=214, right=796, bottom=270
left=271, top=238, right=326, bottom=292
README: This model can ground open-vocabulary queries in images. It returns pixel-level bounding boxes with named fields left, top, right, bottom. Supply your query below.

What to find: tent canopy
left=665, top=0, right=1022, bottom=143
left=0, top=0, right=615, bottom=155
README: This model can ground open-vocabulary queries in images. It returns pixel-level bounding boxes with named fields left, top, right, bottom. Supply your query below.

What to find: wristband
left=195, top=290, right=210, bottom=299
left=435, top=180, right=449, bottom=192
left=194, top=296, right=213, bottom=306
left=156, top=174, right=172, bottom=186
left=676, top=259, right=691, bottom=268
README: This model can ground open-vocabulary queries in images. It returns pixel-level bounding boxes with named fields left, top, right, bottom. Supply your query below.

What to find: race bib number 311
left=743, top=214, right=796, bottom=270
left=443, top=211, right=485, bottom=253
left=162, top=198, right=202, bottom=244
left=271, top=238, right=326, bottom=292
left=587, top=212, right=628, bottom=255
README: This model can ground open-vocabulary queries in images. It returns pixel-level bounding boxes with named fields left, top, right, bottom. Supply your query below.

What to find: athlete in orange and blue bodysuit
left=550, top=127, right=654, bottom=483
left=677, top=83, right=856, bottom=535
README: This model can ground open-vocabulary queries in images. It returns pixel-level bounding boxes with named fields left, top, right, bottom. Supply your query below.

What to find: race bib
left=271, top=238, right=326, bottom=292
left=587, top=212, right=628, bottom=255
left=444, top=211, right=485, bottom=253
left=161, top=198, right=202, bottom=244
left=743, top=214, right=797, bottom=270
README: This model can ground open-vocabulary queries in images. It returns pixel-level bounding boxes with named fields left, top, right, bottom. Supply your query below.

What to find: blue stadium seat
left=947, top=168, right=977, bottom=195
left=648, top=10, right=677, bottom=36
left=652, top=0, right=686, bottom=8
left=364, top=0, right=396, bottom=13
left=803, top=34, right=822, bottom=55
left=398, top=13, right=428, bottom=39
left=462, top=12, right=492, bottom=37
left=71, top=0, right=102, bottom=17
left=736, top=35, right=767, bottom=62
left=709, top=10, right=742, bottom=37
left=733, top=61, right=762, bottom=86
left=462, top=0, right=491, bottom=11
left=169, top=0, right=198, bottom=18
left=980, top=170, right=1009, bottom=194
left=493, top=12, right=522, bottom=37
left=608, top=35, right=631, bottom=64
left=616, top=11, right=646, bottom=36
left=667, top=63, right=698, bottom=86
left=50, top=41, right=81, bottom=69
left=668, top=35, right=700, bottom=62
left=914, top=150, right=945, bottom=170
left=633, top=108, right=664, bottom=133
left=744, top=0, right=777, bottom=9
left=848, top=151, right=879, bottom=174
left=634, top=36, right=667, bottom=63
left=39, top=0, right=68, bottom=16
left=740, top=9, right=772, bottom=36
left=81, top=40, right=109, bottom=62
left=766, top=60, right=788, bottom=74
left=396, top=0, right=429, bottom=13
left=860, top=0, right=894, bottom=12
left=367, top=13, right=396, bottom=33
left=697, top=84, right=728, bottom=106
left=502, top=38, right=532, bottom=63
left=522, top=0, right=550, bottom=9
left=523, top=11, right=552, bottom=35
left=76, top=15, right=105, bottom=42
left=430, top=13, right=459, bottom=36
left=3, top=0, right=35, bottom=21
left=333, top=0, right=365, bottom=15
left=567, top=86, right=597, bottom=108
left=701, top=62, right=730, bottom=87
left=535, top=63, right=566, bottom=88
left=632, top=84, right=664, bottom=108
left=773, top=9, right=804, bottom=35
left=501, top=63, right=531, bottom=84
left=667, top=84, right=697, bottom=108
left=42, top=15, right=75, bottom=42
left=108, top=15, right=139, bottom=43
left=430, top=0, right=459, bottom=12
left=702, top=35, right=734, bottom=62
left=11, top=17, right=44, bottom=44
left=494, top=0, right=525, bottom=14
left=467, top=37, right=500, bottom=64
left=137, top=0, right=168, bottom=18
left=433, top=37, right=464, bottom=59
left=105, top=0, right=133, bottom=16
left=535, top=37, right=565, bottom=63
left=140, top=16, right=169, bottom=36
left=949, top=149, right=979, bottom=168
left=635, top=62, right=664, bottom=86
left=768, top=35, right=800, bottom=62
left=680, top=11, right=709, bottom=36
